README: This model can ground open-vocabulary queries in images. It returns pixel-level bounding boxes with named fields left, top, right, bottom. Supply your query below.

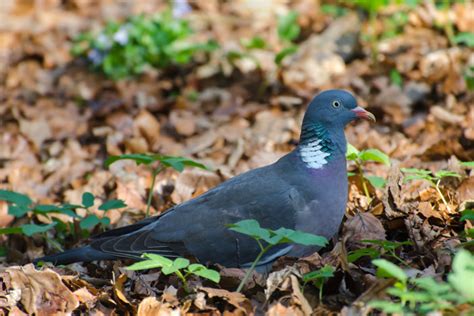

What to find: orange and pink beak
left=351, top=106, right=376, bottom=122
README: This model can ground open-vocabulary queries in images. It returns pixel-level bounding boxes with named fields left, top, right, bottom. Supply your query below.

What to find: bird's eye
left=332, top=100, right=341, bottom=108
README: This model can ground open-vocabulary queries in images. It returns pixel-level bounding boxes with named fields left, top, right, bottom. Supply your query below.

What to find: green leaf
left=372, top=259, right=407, bottom=283
left=242, top=36, right=266, bottom=50
left=8, top=204, right=30, bottom=217
left=365, top=175, right=386, bottom=188
left=274, top=46, right=297, bottom=65
left=0, top=190, right=33, bottom=207
left=79, top=215, right=101, bottom=229
left=21, top=222, right=57, bottom=236
left=0, top=226, right=23, bottom=235
left=359, top=149, right=391, bottom=166
left=173, top=257, right=190, bottom=270
left=368, top=300, right=405, bottom=313
left=347, top=247, right=380, bottom=262
left=390, top=69, right=403, bottom=87
left=434, top=170, right=461, bottom=179
left=158, top=155, right=207, bottom=172
left=277, top=11, right=300, bottom=42
left=99, top=199, right=127, bottom=211
left=346, top=143, right=360, bottom=161
left=105, top=153, right=157, bottom=167
left=271, top=228, right=328, bottom=247
left=461, top=161, right=474, bottom=168
left=227, top=219, right=271, bottom=241
left=82, top=192, right=95, bottom=208
left=401, top=168, right=431, bottom=175
left=0, top=247, right=6, bottom=257
left=461, top=209, right=474, bottom=222
left=303, top=265, right=335, bottom=283
left=33, top=204, right=80, bottom=218
left=448, top=249, right=474, bottom=300
left=188, top=264, right=221, bottom=283
left=453, top=32, right=474, bottom=47
left=126, top=253, right=175, bottom=271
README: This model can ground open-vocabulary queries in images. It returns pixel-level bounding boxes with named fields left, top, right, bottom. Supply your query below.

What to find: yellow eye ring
left=332, top=100, right=341, bottom=108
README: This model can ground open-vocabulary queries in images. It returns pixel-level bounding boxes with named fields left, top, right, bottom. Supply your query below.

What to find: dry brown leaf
left=73, top=287, right=97, bottom=309
left=134, top=110, right=161, bottom=145
left=343, top=212, right=386, bottom=250
left=199, top=287, right=253, bottom=315
left=137, top=297, right=179, bottom=316
left=171, top=168, right=221, bottom=204
left=0, top=264, right=78, bottom=315
left=113, top=274, right=135, bottom=313
left=267, top=302, right=304, bottom=316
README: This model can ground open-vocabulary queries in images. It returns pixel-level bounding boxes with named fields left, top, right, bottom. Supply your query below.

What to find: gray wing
left=90, top=156, right=307, bottom=267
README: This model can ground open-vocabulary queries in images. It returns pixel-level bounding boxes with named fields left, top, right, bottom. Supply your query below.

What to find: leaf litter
left=0, top=0, right=473, bottom=315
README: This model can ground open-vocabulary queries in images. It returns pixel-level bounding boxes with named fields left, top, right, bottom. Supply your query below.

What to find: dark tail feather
left=34, top=246, right=115, bottom=265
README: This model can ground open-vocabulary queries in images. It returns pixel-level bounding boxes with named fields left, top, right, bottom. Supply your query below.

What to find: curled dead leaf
left=343, top=212, right=386, bottom=250
left=0, top=264, right=78, bottom=315
left=199, top=287, right=253, bottom=315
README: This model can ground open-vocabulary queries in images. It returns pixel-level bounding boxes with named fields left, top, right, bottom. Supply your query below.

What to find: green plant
left=302, top=265, right=335, bottom=301
left=321, top=4, right=348, bottom=17
left=275, top=10, right=300, bottom=65
left=390, top=69, right=403, bottom=87
left=126, top=253, right=220, bottom=292
left=105, top=154, right=207, bottom=217
left=460, top=209, right=474, bottom=247
left=72, top=11, right=217, bottom=79
left=348, top=239, right=412, bottom=265
left=453, top=32, right=474, bottom=47
left=0, top=190, right=126, bottom=251
left=346, top=144, right=391, bottom=202
left=369, top=250, right=474, bottom=315
left=227, top=219, right=327, bottom=293
left=401, top=168, right=461, bottom=212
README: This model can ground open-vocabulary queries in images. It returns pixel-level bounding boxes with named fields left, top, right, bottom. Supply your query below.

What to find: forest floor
left=0, top=1, right=473, bottom=315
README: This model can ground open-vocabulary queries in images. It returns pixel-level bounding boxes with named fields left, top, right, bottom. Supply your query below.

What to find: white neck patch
left=300, top=139, right=330, bottom=169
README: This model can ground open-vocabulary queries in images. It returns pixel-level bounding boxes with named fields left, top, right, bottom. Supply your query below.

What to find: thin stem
left=319, top=283, right=324, bottom=302
left=145, top=165, right=163, bottom=217
left=435, top=180, right=451, bottom=213
left=175, top=270, right=190, bottom=293
left=236, top=245, right=270, bottom=293
left=358, top=163, right=372, bottom=204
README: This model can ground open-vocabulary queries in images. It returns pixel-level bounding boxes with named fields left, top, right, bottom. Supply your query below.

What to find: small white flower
left=113, top=27, right=129, bottom=45
left=173, top=0, right=192, bottom=18
left=88, top=49, right=104, bottom=65
left=96, top=33, right=111, bottom=49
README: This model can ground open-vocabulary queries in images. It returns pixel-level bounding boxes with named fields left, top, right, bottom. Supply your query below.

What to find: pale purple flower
left=96, top=33, right=111, bottom=49
left=88, top=49, right=104, bottom=65
left=172, top=0, right=192, bottom=18
left=113, top=26, right=129, bottom=45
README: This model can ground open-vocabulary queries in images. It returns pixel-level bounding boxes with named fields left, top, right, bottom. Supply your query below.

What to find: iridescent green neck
left=298, top=124, right=337, bottom=169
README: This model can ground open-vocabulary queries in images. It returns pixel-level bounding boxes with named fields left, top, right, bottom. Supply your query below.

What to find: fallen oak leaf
left=0, top=264, right=78, bottom=315
left=199, top=286, right=253, bottom=315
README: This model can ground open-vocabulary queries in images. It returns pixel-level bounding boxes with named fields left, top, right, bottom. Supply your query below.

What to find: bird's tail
left=34, top=245, right=115, bottom=265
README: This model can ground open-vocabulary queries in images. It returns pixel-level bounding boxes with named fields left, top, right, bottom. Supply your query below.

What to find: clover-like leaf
left=359, top=149, right=391, bottom=166
left=79, top=215, right=101, bottom=229
left=346, top=143, right=360, bottom=161
left=81, top=192, right=95, bottom=208
left=373, top=259, right=407, bottom=284
left=227, top=219, right=271, bottom=241
left=99, top=199, right=127, bottom=211
left=21, top=222, right=57, bottom=237
left=460, top=209, right=474, bottom=222
left=365, top=175, right=386, bottom=189
left=0, top=190, right=32, bottom=208
left=188, top=264, right=220, bottom=283
left=271, top=228, right=328, bottom=247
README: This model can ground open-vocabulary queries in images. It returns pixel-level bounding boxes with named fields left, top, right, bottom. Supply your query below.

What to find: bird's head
left=302, top=90, right=375, bottom=129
